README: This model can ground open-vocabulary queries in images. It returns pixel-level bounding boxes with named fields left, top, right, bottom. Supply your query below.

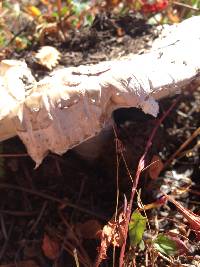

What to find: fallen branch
left=0, top=16, right=200, bottom=166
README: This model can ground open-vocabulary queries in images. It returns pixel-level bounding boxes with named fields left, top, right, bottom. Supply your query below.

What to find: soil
left=0, top=13, right=200, bottom=267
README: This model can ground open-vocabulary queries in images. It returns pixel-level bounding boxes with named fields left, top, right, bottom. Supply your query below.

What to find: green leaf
left=0, top=33, right=6, bottom=47
left=139, top=239, right=145, bottom=251
left=52, top=11, right=59, bottom=18
left=61, top=6, right=68, bottom=17
left=84, top=14, right=94, bottom=27
left=153, top=234, right=178, bottom=256
left=129, top=211, right=147, bottom=246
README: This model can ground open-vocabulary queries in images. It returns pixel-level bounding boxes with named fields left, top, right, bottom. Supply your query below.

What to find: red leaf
left=167, top=232, right=189, bottom=255
left=165, top=194, right=200, bottom=240
left=141, top=0, right=169, bottom=13
left=95, top=212, right=126, bottom=266
left=141, top=195, right=167, bottom=211
left=76, top=219, right=102, bottom=239
left=148, top=155, right=164, bottom=180
left=42, top=234, right=60, bottom=260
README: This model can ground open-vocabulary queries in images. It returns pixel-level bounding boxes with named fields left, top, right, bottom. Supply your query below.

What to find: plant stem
left=119, top=97, right=179, bottom=266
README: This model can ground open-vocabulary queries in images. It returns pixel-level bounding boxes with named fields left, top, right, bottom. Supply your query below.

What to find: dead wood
left=0, top=16, right=199, bottom=166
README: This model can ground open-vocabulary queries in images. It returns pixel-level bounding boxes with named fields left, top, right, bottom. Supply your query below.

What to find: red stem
left=119, top=97, right=179, bottom=266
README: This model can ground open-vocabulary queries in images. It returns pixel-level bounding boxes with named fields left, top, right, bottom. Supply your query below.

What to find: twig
left=113, top=127, right=121, bottom=267
left=73, top=248, right=80, bottom=267
left=0, top=209, right=37, bottom=216
left=29, top=201, right=48, bottom=233
left=0, top=153, right=28, bottom=158
left=0, top=218, right=14, bottom=261
left=164, top=126, right=200, bottom=168
left=56, top=232, right=90, bottom=267
left=59, top=211, right=92, bottom=266
left=0, top=183, right=106, bottom=220
left=0, top=21, right=33, bottom=52
left=189, top=188, right=200, bottom=196
left=56, top=0, right=62, bottom=19
left=172, top=1, right=200, bottom=11
left=157, top=251, right=174, bottom=264
left=0, top=214, right=8, bottom=239
left=119, top=98, right=179, bottom=266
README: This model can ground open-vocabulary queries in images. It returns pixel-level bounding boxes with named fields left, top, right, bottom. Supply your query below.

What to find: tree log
left=0, top=16, right=200, bottom=166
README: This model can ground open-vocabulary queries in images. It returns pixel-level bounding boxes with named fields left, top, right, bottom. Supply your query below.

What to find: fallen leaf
left=40, top=0, right=50, bottom=5
left=148, top=155, right=164, bottom=180
left=14, top=37, right=29, bottom=50
left=139, top=196, right=167, bottom=211
left=116, top=27, right=125, bottom=37
left=76, top=219, right=102, bottom=239
left=167, top=7, right=180, bottom=23
left=165, top=194, right=200, bottom=240
left=96, top=212, right=126, bottom=264
left=35, top=46, right=61, bottom=70
left=25, top=6, right=41, bottom=17
left=42, top=233, right=60, bottom=260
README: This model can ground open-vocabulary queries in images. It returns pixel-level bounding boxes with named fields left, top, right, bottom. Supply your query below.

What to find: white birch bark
left=0, top=16, right=200, bottom=166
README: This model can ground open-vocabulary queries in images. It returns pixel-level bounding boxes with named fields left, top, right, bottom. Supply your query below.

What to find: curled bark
left=0, top=16, right=200, bottom=166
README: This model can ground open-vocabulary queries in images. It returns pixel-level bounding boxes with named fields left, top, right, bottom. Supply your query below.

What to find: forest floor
left=0, top=11, right=200, bottom=267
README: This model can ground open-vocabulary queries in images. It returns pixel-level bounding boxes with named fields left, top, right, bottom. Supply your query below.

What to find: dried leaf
left=129, top=210, right=147, bottom=246
left=25, top=6, right=41, bottom=17
left=165, top=194, right=200, bottom=240
left=40, top=0, right=50, bottom=5
left=76, top=219, right=102, bottom=239
left=35, top=46, right=61, bottom=70
left=116, top=27, right=125, bottom=37
left=167, top=7, right=180, bottom=23
left=140, top=196, right=167, bottom=211
left=106, top=0, right=120, bottom=7
left=14, top=37, right=29, bottom=50
left=42, top=233, right=60, bottom=260
left=97, top=212, right=126, bottom=262
left=149, top=155, right=164, bottom=180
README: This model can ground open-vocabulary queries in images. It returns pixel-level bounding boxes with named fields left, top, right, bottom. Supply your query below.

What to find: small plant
left=129, top=210, right=147, bottom=247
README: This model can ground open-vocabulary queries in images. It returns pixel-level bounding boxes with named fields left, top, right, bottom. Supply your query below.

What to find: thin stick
left=113, top=127, right=120, bottom=267
left=0, top=209, right=38, bottom=216
left=59, top=211, right=92, bottom=266
left=0, top=214, right=8, bottom=239
left=172, top=1, right=200, bottom=11
left=0, top=218, right=14, bottom=261
left=56, top=0, right=62, bottom=19
left=0, top=183, right=106, bottom=219
left=164, top=126, right=200, bottom=168
left=73, top=248, right=80, bottom=267
left=119, top=98, right=179, bottom=266
left=29, top=201, right=48, bottom=233
left=0, top=153, right=28, bottom=158
left=56, top=232, right=90, bottom=267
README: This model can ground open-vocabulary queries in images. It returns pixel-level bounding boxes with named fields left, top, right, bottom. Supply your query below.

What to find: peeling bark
left=0, top=16, right=200, bottom=166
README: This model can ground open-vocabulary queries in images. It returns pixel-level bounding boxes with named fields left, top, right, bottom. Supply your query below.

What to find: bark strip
left=0, top=16, right=199, bottom=165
